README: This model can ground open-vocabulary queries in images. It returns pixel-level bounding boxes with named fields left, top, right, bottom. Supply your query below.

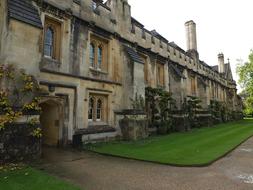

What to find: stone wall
left=0, top=123, right=41, bottom=163
left=169, top=72, right=183, bottom=109
left=118, top=110, right=148, bottom=141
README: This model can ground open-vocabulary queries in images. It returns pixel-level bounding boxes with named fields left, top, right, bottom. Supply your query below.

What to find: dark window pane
left=90, top=43, right=95, bottom=67
left=88, top=97, right=94, bottom=120
left=96, top=99, right=102, bottom=120
left=44, top=27, right=54, bottom=57
left=97, top=46, right=102, bottom=70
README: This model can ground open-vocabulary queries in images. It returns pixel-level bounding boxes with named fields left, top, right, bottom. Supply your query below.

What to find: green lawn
left=0, top=167, right=80, bottom=190
left=90, top=118, right=253, bottom=166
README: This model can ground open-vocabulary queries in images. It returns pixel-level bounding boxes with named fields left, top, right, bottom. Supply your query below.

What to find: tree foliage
left=237, top=50, right=253, bottom=94
left=145, top=87, right=175, bottom=133
left=182, top=96, right=202, bottom=127
left=237, top=50, right=253, bottom=116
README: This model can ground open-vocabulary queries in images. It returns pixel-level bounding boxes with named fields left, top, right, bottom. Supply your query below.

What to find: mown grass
left=0, top=166, right=80, bottom=190
left=89, top=118, right=253, bottom=166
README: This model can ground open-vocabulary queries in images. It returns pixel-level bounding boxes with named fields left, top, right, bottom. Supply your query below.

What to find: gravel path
left=40, top=137, right=253, bottom=190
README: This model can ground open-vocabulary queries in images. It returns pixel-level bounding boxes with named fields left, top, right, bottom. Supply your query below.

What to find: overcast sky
left=128, top=0, right=253, bottom=90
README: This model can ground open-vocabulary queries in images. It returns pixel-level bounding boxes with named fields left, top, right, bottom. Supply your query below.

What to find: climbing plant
left=0, top=64, right=41, bottom=137
left=130, top=93, right=145, bottom=110
left=145, top=87, right=175, bottom=134
left=209, top=100, right=230, bottom=123
left=183, top=96, right=202, bottom=127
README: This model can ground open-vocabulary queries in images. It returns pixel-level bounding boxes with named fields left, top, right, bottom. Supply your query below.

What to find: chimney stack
left=218, top=53, right=225, bottom=73
left=185, top=20, right=197, bottom=51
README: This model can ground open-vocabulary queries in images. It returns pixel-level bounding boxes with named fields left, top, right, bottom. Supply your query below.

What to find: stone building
left=0, top=0, right=242, bottom=146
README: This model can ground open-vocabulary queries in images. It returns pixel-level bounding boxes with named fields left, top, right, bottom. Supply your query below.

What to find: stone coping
left=74, top=125, right=116, bottom=135
left=114, top=109, right=146, bottom=116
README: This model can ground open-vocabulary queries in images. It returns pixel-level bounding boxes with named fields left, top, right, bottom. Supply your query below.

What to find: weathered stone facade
left=0, top=0, right=242, bottom=145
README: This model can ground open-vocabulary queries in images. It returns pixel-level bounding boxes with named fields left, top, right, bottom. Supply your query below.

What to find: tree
left=237, top=50, right=253, bottom=95
left=237, top=50, right=253, bottom=116
left=183, top=96, right=202, bottom=127
left=145, top=87, right=175, bottom=134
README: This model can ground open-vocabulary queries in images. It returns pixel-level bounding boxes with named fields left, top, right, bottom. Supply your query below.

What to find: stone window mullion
left=93, top=97, right=97, bottom=122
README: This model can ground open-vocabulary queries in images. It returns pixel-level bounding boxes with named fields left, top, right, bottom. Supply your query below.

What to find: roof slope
left=211, top=65, right=218, bottom=72
left=169, top=64, right=186, bottom=79
left=8, top=0, right=42, bottom=28
left=124, top=46, right=144, bottom=64
left=224, top=63, right=233, bottom=80
left=211, top=63, right=233, bottom=80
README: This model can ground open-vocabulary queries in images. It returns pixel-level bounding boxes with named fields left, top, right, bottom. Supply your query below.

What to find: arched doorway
left=40, top=99, right=62, bottom=147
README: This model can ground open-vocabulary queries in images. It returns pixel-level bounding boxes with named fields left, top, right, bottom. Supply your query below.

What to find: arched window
left=97, top=46, right=103, bottom=70
left=44, top=27, right=54, bottom=57
left=96, top=98, right=102, bottom=121
left=88, top=97, right=94, bottom=120
left=89, top=43, right=95, bottom=67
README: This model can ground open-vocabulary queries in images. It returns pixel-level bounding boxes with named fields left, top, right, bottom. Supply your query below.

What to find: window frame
left=88, top=97, right=95, bottom=121
left=96, top=98, right=103, bottom=121
left=89, top=42, right=96, bottom=68
left=44, top=26, right=54, bottom=58
left=88, top=95, right=106, bottom=123
left=89, top=34, right=108, bottom=72
left=138, top=53, right=149, bottom=85
left=97, top=45, right=103, bottom=70
left=156, top=63, right=165, bottom=87
left=43, top=17, right=62, bottom=61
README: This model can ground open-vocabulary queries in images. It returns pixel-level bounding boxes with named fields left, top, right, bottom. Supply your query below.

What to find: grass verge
left=88, top=118, right=253, bottom=166
left=0, top=166, right=80, bottom=190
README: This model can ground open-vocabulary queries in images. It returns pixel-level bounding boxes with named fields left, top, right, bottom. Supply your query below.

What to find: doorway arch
left=40, top=98, right=63, bottom=147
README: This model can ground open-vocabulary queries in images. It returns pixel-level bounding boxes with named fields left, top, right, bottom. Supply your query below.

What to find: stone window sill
left=88, top=121, right=108, bottom=127
left=89, top=67, right=108, bottom=75
left=40, top=56, right=61, bottom=70
left=75, top=124, right=115, bottom=135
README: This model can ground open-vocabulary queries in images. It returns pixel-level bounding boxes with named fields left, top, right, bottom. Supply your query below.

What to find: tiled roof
left=211, top=65, right=218, bottom=72
left=169, top=64, right=186, bottom=79
left=124, top=46, right=144, bottom=64
left=8, top=0, right=42, bottom=29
